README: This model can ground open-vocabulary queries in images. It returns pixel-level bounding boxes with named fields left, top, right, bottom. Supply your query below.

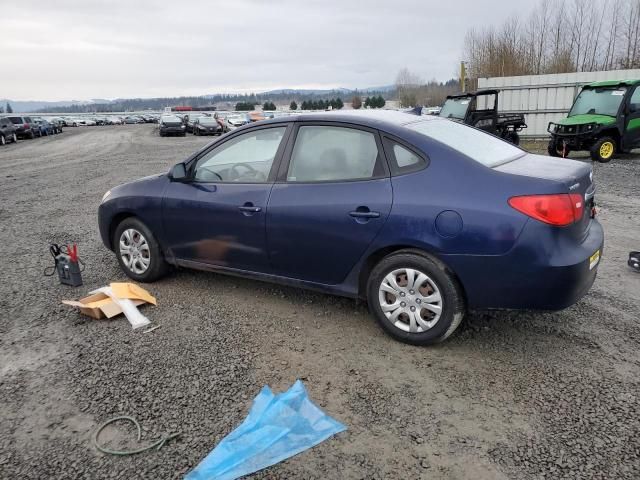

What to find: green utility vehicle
left=439, top=90, right=527, bottom=145
left=547, top=79, right=640, bottom=162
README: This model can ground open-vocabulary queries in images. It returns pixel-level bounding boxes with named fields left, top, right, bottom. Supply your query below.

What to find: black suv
left=0, top=117, right=18, bottom=145
left=8, top=116, right=40, bottom=139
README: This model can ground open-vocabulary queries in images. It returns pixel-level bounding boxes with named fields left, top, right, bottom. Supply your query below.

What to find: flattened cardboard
left=62, top=283, right=152, bottom=320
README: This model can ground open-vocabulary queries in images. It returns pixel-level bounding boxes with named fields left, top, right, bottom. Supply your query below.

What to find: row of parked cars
left=60, top=114, right=160, bottom=126
left=157, top=111, right=293, bottom=137
left=0, top=116, right=65, bottom=145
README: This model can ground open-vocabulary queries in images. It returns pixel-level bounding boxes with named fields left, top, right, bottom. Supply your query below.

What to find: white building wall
left=477, top=69, right=640, bottom=137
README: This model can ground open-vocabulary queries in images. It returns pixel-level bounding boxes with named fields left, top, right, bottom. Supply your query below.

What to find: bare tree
left=462, top=0, right=640, bottom=79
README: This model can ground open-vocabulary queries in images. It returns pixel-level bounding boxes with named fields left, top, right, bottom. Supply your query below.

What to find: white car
left=225, top=114, right=249, bottom=130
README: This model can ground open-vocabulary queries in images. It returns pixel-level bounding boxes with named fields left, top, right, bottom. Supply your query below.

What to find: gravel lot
left=1, top=125, right=639, bottom=479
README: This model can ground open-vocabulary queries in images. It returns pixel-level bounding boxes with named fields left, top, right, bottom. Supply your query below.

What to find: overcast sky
left=3, top=0, right=535, bottom=101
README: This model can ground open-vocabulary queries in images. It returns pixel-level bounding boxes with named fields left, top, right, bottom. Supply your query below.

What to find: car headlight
left=181, top=125, right=186, bottom=129
left=101, top=190, right=111, bottom=202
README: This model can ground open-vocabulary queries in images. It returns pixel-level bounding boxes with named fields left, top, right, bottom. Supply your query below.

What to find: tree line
left=299, top=98, right=344, bottom=110
left=395, top=70, right=460, bottom=107
left=463, top=0, right=640, bottom=82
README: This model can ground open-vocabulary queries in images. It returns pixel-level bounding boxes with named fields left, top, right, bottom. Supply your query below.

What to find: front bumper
left=444, top=219, right=604, bottom=310
left=547, top=122, right=601, bottom=149
left=160, top=127, right=186, bottom=134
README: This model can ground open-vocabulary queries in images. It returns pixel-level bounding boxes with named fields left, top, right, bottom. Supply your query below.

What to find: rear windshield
left=8, top=117, right=22, bottom=124
left=407, top=119, right=525, bottom=167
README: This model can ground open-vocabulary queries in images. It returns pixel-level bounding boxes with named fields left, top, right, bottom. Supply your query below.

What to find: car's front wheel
left=114, top=217, right=169, bottom=282
left=367, top=250, right=465, bottom=345
left=12, top=133, right=17, bottom=143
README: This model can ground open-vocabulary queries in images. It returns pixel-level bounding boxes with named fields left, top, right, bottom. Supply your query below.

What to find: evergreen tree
left=336, top=98, right=344, bottom=109
left=377, top=95, right=386, bottom=108
left=290, top=101, right=297, bottom=110
left=6, top=103, right=13, bottom=114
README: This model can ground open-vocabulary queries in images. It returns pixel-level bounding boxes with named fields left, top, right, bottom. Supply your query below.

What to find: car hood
left=557, top=114, right=616, bottom=126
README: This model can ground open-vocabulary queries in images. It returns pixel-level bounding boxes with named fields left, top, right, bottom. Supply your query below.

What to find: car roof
left=586, top=79, right=640, bottom=88
left=257, top=109, right=440, bottom=130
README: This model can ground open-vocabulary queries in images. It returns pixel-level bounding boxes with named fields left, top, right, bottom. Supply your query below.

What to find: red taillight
left=24, top=123, right=29, bottom=128
left=508, top=193, right=584, bottom=226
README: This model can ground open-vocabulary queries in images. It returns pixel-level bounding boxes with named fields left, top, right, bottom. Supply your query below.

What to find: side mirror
left=169, top=163, right=188, bottom=182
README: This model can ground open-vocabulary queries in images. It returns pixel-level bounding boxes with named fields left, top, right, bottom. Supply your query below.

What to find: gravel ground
left=0, top=125, right=639, bottom=479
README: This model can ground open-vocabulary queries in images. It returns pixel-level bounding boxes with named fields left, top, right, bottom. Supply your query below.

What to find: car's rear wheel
left=590, top=136, right=616, bottom=163
left=114, top=217, right=169, bottom=282
left=367, top=251, right=465, bottom=345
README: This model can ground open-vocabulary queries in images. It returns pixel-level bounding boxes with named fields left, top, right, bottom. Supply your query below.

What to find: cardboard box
left=62, top=282, right=156, bottom=320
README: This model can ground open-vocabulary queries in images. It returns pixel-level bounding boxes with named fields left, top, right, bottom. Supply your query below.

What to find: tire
left=547, top=140, right=569, bottom=158
left=0, top=135, right=5, bottom=146
left=12, top=133, right=17, bottom=143
left=113, top=217, right=169, bottom=282
left=506, top=132, right=520, bottom=145
left=28, top=131, right=35, bottom=139
left=159, top=131, right=165, bottom=137
left=590, top=136, right=616, bottom=163
left=366, top=250, right=465, bottom=346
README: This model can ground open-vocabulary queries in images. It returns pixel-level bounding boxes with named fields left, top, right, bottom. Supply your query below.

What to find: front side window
left=630, top=87, right=640, bottom=109
left=287, top=126, right=381, bottom=182
left=408, top=119, right=524, bottom=167
left=194, top=126, right=286, bottom=183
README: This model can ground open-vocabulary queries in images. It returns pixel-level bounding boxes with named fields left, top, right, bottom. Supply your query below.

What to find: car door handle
left=238, top=204, right=262, bottom=213
left=349, top=210, right=380, bottom=219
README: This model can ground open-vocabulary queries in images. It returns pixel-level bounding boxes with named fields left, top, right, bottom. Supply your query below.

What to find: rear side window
left=383, top=138, right=426, bottom=175
left=9, top=117, right=21, bottom=124
left=407, top=119, right=524, bottom=167
left=287, top=126, right=382, bottom=182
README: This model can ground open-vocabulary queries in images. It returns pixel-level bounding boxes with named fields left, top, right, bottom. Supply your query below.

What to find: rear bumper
left=445, top=220, right=604, bottom=310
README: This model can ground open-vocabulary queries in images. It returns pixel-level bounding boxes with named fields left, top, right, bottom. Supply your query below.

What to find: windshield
left=199, top=118, right=217, bottom=125
left=161, top=115, right=181, bottom=123
left=569, top=87, right=626, bottom=117
left=439, top=97, right=471, bottom=120
left=407, top=119, right=524, bottom=167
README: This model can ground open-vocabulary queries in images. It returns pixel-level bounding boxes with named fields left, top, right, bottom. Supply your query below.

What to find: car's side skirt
left=173, top=258, right=359, bottom=299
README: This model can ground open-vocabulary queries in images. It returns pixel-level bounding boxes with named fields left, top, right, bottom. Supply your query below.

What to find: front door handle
left=349, top=210, right=380, bottom=219
left=238, top=203, right=262, bottom=214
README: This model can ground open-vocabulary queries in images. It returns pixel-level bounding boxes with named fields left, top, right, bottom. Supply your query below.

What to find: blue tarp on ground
left=185, top=380, right=347, bottom=480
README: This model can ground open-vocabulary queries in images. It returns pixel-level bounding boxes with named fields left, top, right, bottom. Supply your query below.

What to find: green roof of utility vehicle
left=585, top=79, right=640, bottom=88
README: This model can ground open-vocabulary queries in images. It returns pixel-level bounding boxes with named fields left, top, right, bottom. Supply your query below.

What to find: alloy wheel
left=378, top=268, right=443, bottom=333
left=119, top=228, right=151, bottom=274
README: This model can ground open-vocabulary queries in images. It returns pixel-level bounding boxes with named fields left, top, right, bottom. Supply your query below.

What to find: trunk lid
left=495, top=153, right=595, bottom=240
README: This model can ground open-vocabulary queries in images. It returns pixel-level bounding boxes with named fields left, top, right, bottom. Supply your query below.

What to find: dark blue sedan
left=98, top=111, right=603, bottom=345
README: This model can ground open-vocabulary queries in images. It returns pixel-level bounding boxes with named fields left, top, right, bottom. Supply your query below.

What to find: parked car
left=184, top=113, right=209, bottom=133
left=225, top=114, right=249, bottom=130
left=99, top=111, right=603, bottom=346
left=33, top=118, right=55, bottom=136
left=47, top=118, right=64, bottom=133
left=123, top=116, right=143, bottom=124
left=0, top=117, right=18, bottom=145
left=8, top=116, right=40, bottom=139
left=158, top=114, right=186, bottom=136
left=547, top=79, right=640, bottom=162
left=193, top=116, right=223, bottom=136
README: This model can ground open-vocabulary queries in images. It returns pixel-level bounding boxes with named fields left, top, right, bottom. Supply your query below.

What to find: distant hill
left=1, top=85, right=397, bottom=113
left=0, top=99, right=94, bottom=113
